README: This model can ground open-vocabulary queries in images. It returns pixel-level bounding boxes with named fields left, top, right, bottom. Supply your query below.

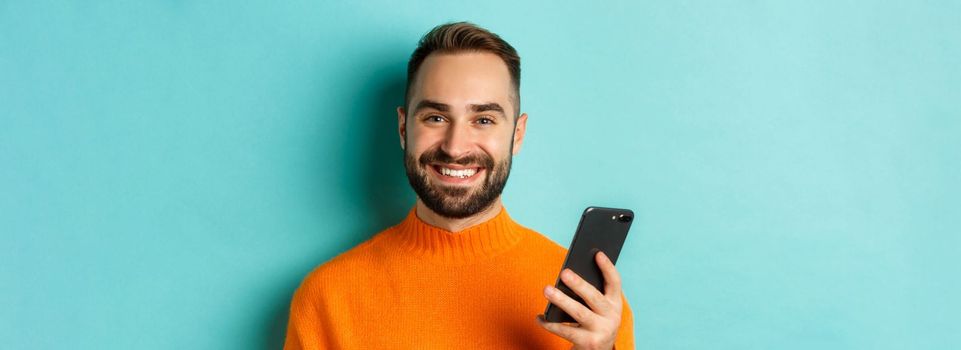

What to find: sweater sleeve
left=614, top=295, right=636, bottom=350
left=283, top=282, right=329, bottom=350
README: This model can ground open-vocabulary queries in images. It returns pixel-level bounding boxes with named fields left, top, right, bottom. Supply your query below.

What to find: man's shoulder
left=297, top=228, right=395, bottom=291
left=514, top=223, right=569, bottom=258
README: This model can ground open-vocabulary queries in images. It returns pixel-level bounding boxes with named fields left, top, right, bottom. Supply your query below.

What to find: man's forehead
left=411, top=52, right=514, bottom=112
left=418, top=51, right=511, bottom=80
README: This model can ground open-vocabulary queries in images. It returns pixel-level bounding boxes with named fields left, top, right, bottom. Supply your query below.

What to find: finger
left=559, top=268, right=612, bottom=316
left=596, top=251, right=623, bottom=300
left=536, top=314, right=588, bottom=344
left=544, top=285, right=598, bottom=327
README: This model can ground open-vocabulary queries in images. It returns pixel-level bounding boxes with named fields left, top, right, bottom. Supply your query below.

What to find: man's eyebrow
left=470, top=103, right=505, bottom=117
left=413, top=100, right=450, bottom=113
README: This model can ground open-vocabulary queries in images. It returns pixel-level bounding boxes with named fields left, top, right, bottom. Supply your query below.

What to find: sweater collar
left=392, top=205, right=526, bottom=261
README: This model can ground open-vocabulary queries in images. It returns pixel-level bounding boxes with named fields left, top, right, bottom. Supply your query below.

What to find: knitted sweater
left=283, top=206, right=635, bottom=349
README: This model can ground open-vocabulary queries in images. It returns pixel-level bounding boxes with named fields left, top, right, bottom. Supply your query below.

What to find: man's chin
left=423, top=189, right=484, bottom=215
left=429, top=180, right=480, bottom=194
left=429, top=201, right=489, bottom=219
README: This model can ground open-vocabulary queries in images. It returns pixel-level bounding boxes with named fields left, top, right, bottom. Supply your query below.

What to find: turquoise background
left=2, top=1, right=959, bottom=349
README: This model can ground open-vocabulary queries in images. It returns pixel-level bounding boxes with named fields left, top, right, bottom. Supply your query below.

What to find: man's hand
left=537, top=251, right=623, bottom=350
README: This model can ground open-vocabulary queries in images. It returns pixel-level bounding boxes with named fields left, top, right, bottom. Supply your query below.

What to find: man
left=284, top=22, right=634, bottom=349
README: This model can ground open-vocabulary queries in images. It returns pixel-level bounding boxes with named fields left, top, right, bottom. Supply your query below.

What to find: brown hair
left=404, top=22, right=521, bottom=119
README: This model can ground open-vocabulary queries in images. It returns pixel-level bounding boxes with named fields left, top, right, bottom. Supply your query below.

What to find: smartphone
left=544, top=206, right=634, bottom=323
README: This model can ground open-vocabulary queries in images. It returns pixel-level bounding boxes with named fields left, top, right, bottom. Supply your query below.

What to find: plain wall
left=2, top=1, right=959, bottom=349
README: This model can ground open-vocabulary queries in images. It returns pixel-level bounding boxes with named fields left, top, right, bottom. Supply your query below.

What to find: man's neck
left=414, top=198, right=504, bottom=233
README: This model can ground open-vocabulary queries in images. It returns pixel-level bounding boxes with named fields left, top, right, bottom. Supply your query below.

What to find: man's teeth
left=439, top=167, right=477, bottom=178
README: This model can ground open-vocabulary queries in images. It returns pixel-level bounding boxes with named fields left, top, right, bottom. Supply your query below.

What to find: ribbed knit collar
left=390, top=205, right=526, bottom=262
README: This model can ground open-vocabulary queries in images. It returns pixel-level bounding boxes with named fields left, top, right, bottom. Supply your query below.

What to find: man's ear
left=512, top=113, right=529, bottom=155
left=396, top=106, right=407, bottom=150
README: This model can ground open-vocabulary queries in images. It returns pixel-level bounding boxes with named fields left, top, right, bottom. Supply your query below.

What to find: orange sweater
left=284, top=206, right=635, bottom=349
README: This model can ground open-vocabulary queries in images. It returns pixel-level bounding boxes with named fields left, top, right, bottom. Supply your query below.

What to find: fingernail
left=544, top=286, right=555, bottom=296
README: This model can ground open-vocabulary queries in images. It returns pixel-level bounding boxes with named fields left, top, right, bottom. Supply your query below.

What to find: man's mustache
left=419, top=149, right=495, bottom=169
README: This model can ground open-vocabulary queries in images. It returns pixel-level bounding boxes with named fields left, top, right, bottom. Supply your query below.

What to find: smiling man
left=283, top=22, right=634, bottom=349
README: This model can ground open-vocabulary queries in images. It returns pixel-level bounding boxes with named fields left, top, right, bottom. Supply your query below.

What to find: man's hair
left=404, top=21, right=521, bottom=119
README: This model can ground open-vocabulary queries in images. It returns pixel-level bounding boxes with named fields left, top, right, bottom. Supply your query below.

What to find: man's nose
left=440, top=122, right=473, bottom=159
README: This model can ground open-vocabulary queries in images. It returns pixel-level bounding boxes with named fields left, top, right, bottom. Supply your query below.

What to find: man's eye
left=425, top=115, right=445, bottom=123
left=477, top=117, right=495, bottom=125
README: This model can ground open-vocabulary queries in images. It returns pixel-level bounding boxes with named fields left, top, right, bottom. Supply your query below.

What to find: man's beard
left=404, top=145, right=512, bottom=219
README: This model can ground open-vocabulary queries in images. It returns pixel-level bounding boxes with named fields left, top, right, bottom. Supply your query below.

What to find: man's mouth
left=429, top=164, right=484, bottom=183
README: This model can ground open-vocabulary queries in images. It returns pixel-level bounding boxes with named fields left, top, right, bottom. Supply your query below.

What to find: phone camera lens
left=617, top=214, right=633, bottom=223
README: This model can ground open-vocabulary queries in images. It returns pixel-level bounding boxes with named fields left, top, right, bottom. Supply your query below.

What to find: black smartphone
left=544, top=206, right=634, bottom=323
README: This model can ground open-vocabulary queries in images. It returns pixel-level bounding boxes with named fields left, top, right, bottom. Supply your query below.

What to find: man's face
left=398, top=52, right=528, bottom=219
